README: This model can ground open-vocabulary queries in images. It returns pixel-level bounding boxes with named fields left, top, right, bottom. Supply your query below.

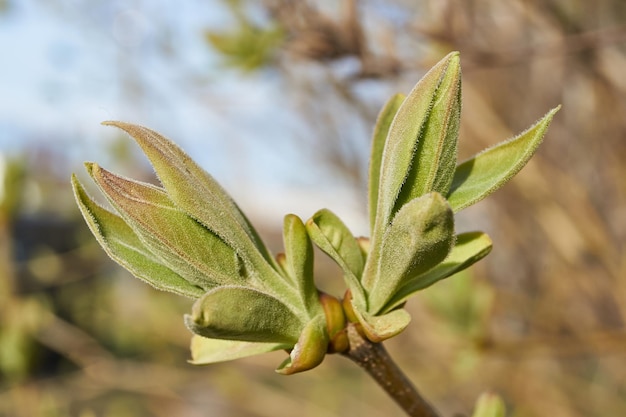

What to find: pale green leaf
left=447, top=106, right=560, bottom=212
left=101, top=122, right=281, bottom=283
left=185, top=286, right=304, bottom=344
left=472, top=392, right=507, bottom=417
left=305, top=209, right=366, bottom=307
left=71, top=174, right=204, bottom=298
left=365, top=192, right=455, bottom=314
left=282, top=214, right=320, bottom=315
left=85, top=163, right=242, bottom=290
left=189, top=335, right=288, bottom=365
left=374, top=52, right=459, bottom=238
left=381, top=231, right=492, bottom=313
left=205, top=22, right=283, bottom=71
left=393, top=53, right=461, bottom=213
left=369, top=93, right=405, bottom=232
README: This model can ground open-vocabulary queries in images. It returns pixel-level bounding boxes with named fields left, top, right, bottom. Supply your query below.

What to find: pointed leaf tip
left=447, top=106, right=560, bottom=212
left=100, top=121, right=277, bottom=273
left=85, top=162, right=242, bottom=290
left=374, top=52, right=462, bottom=238
left=393, top=50, right=461, bottom=210
left=71, top=173, right=204, bottom=298
left=100, top=121, right=299, bottom=304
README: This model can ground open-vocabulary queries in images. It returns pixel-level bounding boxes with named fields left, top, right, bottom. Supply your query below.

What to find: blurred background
left=1, top=0, right=625, bottom=416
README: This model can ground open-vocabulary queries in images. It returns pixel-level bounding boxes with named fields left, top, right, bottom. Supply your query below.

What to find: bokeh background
left=1, top=1, right=625, bottom=416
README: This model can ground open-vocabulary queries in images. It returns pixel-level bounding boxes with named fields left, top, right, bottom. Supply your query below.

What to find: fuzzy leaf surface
left=185, top=286, right=303, bottom=344
left=374, top=52, right=459, bottom=239
left=282, top=214, right=320, bottom=315
left=101, top=122, right=282, bottom=286
left=366, top=192, right=455, bottom=314
left=447, top=106, right=560, bottom=212
left=305, top=209, right=366, bottom=306
left=392, top=52, right=461, bottom=214
left=86, top=163, right=241, bottom=290
left=368, top=93, right=405, bottom=231
left=72, top=174, right=204, bottom=298
left=382, top=231, right=492, bottom=313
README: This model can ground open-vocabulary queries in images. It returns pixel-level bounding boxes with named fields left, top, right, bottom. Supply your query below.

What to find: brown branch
left=342, top=324, right=441, bottom=417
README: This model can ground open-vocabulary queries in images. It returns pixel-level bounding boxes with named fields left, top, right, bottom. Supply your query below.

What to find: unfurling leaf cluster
left=72, top=52, right=559, bottom=374
left=72, top=122, right=330, bottom=374
left=308, top=52, right=559, bottom=342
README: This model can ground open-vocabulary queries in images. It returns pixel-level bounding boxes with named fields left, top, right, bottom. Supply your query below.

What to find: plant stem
left=342, top=324, right=441, bottom=417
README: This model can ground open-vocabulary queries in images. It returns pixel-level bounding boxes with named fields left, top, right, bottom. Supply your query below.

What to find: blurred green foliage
left=205, top=23, right=284, bottom=72
left=424, top=270, right=493, bottom=341
left=204, top=0, right=284, bottom=71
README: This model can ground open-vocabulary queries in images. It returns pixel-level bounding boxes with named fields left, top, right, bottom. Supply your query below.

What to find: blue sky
left=0, top=0, right=372, bottom=233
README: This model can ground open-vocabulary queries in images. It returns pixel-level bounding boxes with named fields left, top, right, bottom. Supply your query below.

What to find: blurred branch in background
left=1, top=0, right=625, bottom=416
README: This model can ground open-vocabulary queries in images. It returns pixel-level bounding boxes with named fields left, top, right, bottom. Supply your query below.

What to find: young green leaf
left=101, top=122, right=278, bottom=277
left=374, top=52, right=460, bottom=238
left=85, top=162, right=242, bottom=289
left=185, top=286, right=303, bottom=344
left=305, top=209, right=366, bottom=306
left=392, top=52, right=461, bottom=214
left=381, top=231, right=492, bottom=313
left=72, top=174, right=204, bottom=298
left=447, top=106, right=560, bottom=212
left=101, top=122, right=302, bottom=306
left=189, top=335, right=289, bottom=365
left=365, top=192, right=455, bottom=314
left=369, top=93, right=405, bottom=232
left=282, top=214, right=320, bottom=315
